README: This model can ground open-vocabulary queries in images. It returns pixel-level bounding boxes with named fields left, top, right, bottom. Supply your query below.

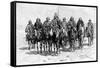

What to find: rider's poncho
left=86, top=21, right=94, bottom=37
left=34, top=21, right=42, bottom=31
left=25, top=23, right=34, bottom=40
left=50, top=18, right=62, bottom=33
left=62, top=21, right=68, bottom=31
left=76, top=19, right=84, bottom=31
left=43, top=20, right=51, bottom=34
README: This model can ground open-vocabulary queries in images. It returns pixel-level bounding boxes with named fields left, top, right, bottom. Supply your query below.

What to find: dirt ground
left=16, top=29, right=96, bottom=65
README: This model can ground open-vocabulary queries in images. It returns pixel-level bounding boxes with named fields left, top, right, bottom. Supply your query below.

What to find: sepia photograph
left=11, top=1, right=98, bottom=67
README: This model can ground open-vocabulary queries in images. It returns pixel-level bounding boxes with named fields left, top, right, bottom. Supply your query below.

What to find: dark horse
left=35, top=29, right=43, bottom=53
left=68, top=26, right=77, bottom=51
left=34, top=18, right=43, bottom=53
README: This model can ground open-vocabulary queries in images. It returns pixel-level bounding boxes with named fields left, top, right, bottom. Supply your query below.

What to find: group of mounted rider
left=25, top=13, right=94, bottom=55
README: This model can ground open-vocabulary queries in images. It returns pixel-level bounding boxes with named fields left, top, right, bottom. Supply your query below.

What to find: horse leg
left=69, top=40, right=72, bottom=49
left=90, top=34, right=93, bottom=45
left=56, top=42, right=58, bottom=54
left=78, top=39, right=80, bottom=48
left=46, top=41, right=47, bottom=53
left=73, top=39, right=76, bottom=50
left=39, top=42, right=41, bottom=53
left=50, top=42, right=52, bottom=53
left=50, top=43, right=53, bottom=53
left=37, top=42, right=39, bottom=53
left=88, top=37, right=89, bottom=46
left=81, top=36, right=84, bottom=47
left=91, top=35, right=93, bottom=45
left=54, top=43, right=56, bottom=54
left=47, top=41, right=49, bottom=53
left=80, top=38, right=82, bottom=48
left=71, top=40, right=74, bottom=51
left=28, top=40, right=31, bottom=50
left=58, top=40, right=61, bottom=53
left=42, top=41, right=44, bottom=53
left=57, top=42, right=59, bottom=53
left=28, top=41, right=30, bottom=50
left=45, top=41, right=47, bottom=54
left=55, top=43, right=56, bottom=54
left=70, top=40, right=74, bottom=51
left=49, top=40, right=52, bottom=54
left=40, top=41, right=42, bottom=53
left=88, top=37, right=91, bottom=46
left=48, top=41, right=50, bottom=53
left=53, top=43, right=55, bottom=53
left=31, top=40, right=34, bottom=49
left=44, top=42, right=46, bottom=53
left=56, top=43, right=58, bottom=54
left=42, top=41, right=45, bottom=53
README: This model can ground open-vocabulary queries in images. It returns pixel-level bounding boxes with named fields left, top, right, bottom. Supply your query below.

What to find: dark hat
left=63, top=17, right=66, bottom=20
left=36, top=18, right=41, bottom=22
left=70, top=16, right=74, bottom=21
left=46, top=17, right=50, bottom=20
left=89, top=19, right=91, bottom=21
left=28, top=20, right=32, bottom=24
left=79, top=17, right=82, bottom=20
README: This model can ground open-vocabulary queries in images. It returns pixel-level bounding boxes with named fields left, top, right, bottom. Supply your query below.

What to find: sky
left=16, top=3, right=96, bottom=31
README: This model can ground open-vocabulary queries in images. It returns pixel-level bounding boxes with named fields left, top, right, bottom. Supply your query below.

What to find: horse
left=48, top=29, right=53, bottom=53
left=48, top=19, right=60, bottom=54
left=35, top=29, right=43, bottom=53
left=51, top=30, right=57, bottom=53
left=48, top=27, right=59, bottom=55
left=67, top=26, right=77, bottom=51
left=58, top=29, right=65, bottom=49
left=30, top=29, right=37, bottom=49
left=42, top=29, right=50, bottom=53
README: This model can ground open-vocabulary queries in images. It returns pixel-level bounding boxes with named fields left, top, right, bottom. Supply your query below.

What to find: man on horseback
left=25, top=20, right=34, bottom=50
left=43, top=17, right=51, bottom=54
left=50, top=13, right=62, bottom=54
left=76, top=17, right=85, bottom=48
left=34, top=18, right=43, bottom=53
left=77, top=17, right=84, bottom=31
left=67, top=17, right=77, bottom=51
left=59, top=17, right=68, bottom=49
left=34, top=18, right=42, bottom=30
left=69, top=17, right=76, bottom=28
left=67, top=17, right=77, bottom=34
left=51, top=13, right=62, bottom=32
left=86, top=19, right=94, bottom=46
